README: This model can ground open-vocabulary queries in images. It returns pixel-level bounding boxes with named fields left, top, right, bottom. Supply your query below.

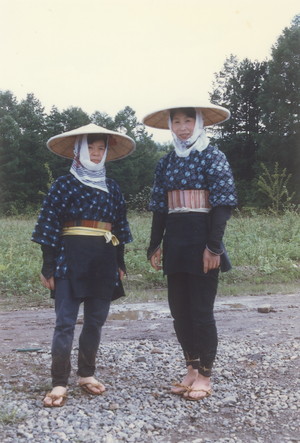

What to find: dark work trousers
left=51, top=279, right=111, bottom=387
left=167, top=270, right=219, bottom=377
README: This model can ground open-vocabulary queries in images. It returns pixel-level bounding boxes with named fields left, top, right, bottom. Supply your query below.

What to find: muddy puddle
left=106, top=302, right=251, bottom=322
left=222, top=303, right=246, bottom=309
left=107, top=302, right=247, bottom=321
left=108, top=310, right=157, bottom=321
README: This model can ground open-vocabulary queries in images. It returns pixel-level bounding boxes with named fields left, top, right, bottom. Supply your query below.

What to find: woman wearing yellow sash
left=32, top=123, right=135, bottom=407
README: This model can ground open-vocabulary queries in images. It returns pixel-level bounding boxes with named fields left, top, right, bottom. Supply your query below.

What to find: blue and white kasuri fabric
left=32, top=174, right=132, bottom=278
left=149, top=145, right=237, bottom=213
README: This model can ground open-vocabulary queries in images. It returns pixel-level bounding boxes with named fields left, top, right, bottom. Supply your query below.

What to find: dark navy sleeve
left=147, top=211, right=167, bottom=259
left=109, top=181, right=133, bottom=245
left=31, top=177, right=67, bottom=248
left=207, top=206, right=232, bottom=254
left=148, top=157, right=168, bottom=213
left=205, top=148, right=237, bottom=207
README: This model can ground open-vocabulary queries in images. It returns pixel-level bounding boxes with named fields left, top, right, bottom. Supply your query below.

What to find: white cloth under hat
left=168, top=110, right=209, bottom=158
left=70, top=134, right=108, bottom=192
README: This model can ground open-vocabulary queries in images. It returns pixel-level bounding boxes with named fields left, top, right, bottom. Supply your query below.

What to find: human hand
left=40, top=274, right=55, bottom=290
left=119, top=268, right=125, bottom=280
left=203, top=248, right=220, bottom=274
left=150, top=247, right=162, bottom=271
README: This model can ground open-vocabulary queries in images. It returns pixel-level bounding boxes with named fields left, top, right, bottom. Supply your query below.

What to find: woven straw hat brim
left=142, top=105, right=230, bottom=129
left=47, top=123, right=135, bottom=161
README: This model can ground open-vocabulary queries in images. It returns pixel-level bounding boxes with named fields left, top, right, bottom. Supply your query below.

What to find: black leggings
left=167, top=270, right=219, bottom=377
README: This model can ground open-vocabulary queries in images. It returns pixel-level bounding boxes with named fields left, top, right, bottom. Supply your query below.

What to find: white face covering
left=169, top=109, right=209, bottom=158
left=70, top=134, right=109, bottom=192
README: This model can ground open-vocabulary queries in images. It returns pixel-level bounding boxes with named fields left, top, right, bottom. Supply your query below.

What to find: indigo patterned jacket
left=31, top=174, right=132, bottom=278
left=149, top=145, right=237, bottom=212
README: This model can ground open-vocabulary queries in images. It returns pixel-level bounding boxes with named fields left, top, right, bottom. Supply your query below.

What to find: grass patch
left=0, top=211, right=299, bottom=309
left=0, top=407, right=27, bottom=426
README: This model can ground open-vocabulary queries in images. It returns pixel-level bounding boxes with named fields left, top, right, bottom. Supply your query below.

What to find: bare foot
left=183, top=373, right=212, bottom=401
left=78, top=376, right=106, bottom=395
left=43, top=386, right=67, bottom=407
left=171, top=366, right=199, bottom=395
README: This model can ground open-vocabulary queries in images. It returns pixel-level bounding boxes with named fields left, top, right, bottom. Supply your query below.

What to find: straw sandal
left=79, top=379, right=106, bottom=395
left=184, top=387, right=212, bottom=401
left=170, top=382, right=190, bottom=395
left=43, top=391, right=67, bottom=407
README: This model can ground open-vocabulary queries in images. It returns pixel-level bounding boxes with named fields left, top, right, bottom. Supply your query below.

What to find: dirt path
left=1, top=292, right=299, bottom=354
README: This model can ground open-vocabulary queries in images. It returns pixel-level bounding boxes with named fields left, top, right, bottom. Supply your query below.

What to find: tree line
left=209, top=15, right=300, bottom=207
left=0, top=99, right=166, bottom=214
left=0, top=15, right=299, bottom=214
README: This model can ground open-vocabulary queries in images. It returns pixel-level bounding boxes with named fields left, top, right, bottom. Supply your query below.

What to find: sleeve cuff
left=206, top=245, right=224, bottom=256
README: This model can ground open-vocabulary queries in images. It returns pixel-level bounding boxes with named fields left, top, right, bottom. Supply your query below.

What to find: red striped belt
left=168, top=189, right=211, bottom=211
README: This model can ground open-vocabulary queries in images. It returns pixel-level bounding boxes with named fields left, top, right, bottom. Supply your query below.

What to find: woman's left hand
left=150, top=247, right=162, bottom=271
left=40, top=274, right=55, bottom=290
left=119, top=269, right=125, bottom=280
left=203, top=248, right=220, bottom=273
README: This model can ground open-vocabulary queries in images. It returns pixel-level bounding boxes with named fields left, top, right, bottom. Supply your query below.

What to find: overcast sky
left=1, top=0, right=299, bottom=142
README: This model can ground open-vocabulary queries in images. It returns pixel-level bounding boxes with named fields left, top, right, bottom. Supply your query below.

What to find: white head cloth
left=70, top=134, right=108, bottom=192
left=168, top=109, right=209, bottom=158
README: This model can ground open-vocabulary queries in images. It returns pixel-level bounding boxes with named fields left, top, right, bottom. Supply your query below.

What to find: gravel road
left=0, top=292, right=299, bottom=442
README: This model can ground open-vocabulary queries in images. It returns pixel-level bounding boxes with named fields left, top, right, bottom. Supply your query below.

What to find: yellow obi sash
left=62, top=220, right=119, bottom=246
left=168, top=189, right=211, bottom=213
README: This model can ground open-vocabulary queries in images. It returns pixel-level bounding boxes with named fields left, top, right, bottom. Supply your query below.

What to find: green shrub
left=127, top=186, right=152, bottom=212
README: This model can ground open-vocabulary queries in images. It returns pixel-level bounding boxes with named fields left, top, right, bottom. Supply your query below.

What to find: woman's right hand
left=40, top=274, right=55, bottom=290
left=150, top=247, right=162, bottom=271
left=203, top=248, right=220, bottom=273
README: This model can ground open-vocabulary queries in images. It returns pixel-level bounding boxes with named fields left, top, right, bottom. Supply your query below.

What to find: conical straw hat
left=47, top=123, right=135, bottom=161
left=142, top=104, right=230, bottom=129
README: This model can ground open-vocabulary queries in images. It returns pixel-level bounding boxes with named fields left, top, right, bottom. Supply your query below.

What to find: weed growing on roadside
left=0, top=407, right=27, bottom=425
left=257, top=162, right=296, bottom=214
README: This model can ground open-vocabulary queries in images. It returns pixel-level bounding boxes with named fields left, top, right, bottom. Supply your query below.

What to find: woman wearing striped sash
left=143, top=105, right=237, bottom=401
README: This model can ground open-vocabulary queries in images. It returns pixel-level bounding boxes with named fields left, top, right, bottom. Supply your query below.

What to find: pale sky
left=1, top=0, right=299, bottom=142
